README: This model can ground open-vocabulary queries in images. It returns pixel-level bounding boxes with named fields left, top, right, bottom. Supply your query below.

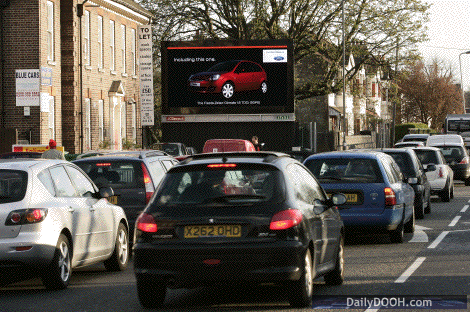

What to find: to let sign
left=138, top=25, right=154, bottom=126
left=16, top=69, right=40, bottom=106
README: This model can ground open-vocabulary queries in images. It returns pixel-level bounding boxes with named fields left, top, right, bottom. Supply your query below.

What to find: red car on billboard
left=188, top=60, right=268, bottom=99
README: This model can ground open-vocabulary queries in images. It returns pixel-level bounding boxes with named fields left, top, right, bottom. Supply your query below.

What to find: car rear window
left=74, top=160, right=143, bottom=189
left=304, top=158, right=383, bottom=183
left=150, top=163, right=285, bottom=208
left=439, top=146, right=465, bottom=163
left=413, top=150, right=439, bottom=165
left=383, top=152, right=417, bottom=177
left=0, top=170, right=28, bottom=203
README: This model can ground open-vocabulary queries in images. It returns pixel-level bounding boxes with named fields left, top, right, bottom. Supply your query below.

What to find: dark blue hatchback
left=304, top=151, right=415, bottom=243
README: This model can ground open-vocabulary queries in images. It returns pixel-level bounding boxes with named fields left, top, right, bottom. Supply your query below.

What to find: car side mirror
left=407, top=177, right=418, bottom=184
left=331, top=193, right=347, bottom=205
left=99, top=186, right=114, bottom=198
left=425, top=164, right=436, bottom=172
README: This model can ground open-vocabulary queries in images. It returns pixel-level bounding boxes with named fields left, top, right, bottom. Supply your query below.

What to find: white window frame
left=47, top=1, right=54, bottom=61
left=98, top=100, right=104, bottom=143
left=121, top=24, right=126, bottom=73
left=131, top=28, right=136, bottom=76
left=84, top=10, right=90, bottom=66
left=84, top=98, right=91, bottom=151
left=97, top=15, right=103, bottom=69
left=48, top=96, right=55, bottom=139
left=110, top=20, right=115, bottom=71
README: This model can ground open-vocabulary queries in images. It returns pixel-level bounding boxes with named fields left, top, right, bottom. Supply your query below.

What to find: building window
left=48, top=96, right=55, bottom=139
left=98, top=100, right=104, bottom=143
left=121, top=24, right=126, bottom=73
left=47, top=1, right=54, bottom=61
left=97, top=15, right=103, bottom=69
left=110, top=20, right=115, bottom=71
left=84, top=98, right=91, bottom=151
left=131, top=28, right=136, bottom=76
left=84, top=10, right=90, bottom=66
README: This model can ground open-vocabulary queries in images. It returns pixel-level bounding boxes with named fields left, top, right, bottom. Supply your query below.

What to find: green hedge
left=395, top=123, right=429, bottom=143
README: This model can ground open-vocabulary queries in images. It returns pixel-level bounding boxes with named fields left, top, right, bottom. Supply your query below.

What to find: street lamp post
left=459, top=51, right=470, bottom=114
left=342, top=0, right=347, bottom=150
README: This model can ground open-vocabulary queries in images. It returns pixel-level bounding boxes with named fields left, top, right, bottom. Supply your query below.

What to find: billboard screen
left=161, top=40, right=294, bottom=115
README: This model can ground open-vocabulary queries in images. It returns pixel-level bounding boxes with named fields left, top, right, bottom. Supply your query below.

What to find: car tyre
left=136, top=276, right=167, bottom=309
left=440, top=180, right=451, bottom=202
left=41, top=234, right=72, bottom=290
left=260, top=81, right=268, bottom=94
left=390, top=218, right=404, bottom=243
left=424, top=195, right=431, bottom=214
left=323, top=236, right=344, bottom=285
left=415, top=197, right=425, bottom=219
left=404, top=209, right=415, bottom=233
left=221, top=82, right=234, bottom=99
left=287, top=248, right=313, bottom=308
left=104, top=223, right=129, bottom=271
left=450, top=181, right=454, bottom=199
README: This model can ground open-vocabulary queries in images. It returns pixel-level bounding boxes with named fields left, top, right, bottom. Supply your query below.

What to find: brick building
left=0, top=0, right=152, bottom=153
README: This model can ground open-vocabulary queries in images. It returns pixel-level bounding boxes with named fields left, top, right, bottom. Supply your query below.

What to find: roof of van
left=427, top=134, right=464, bottom=146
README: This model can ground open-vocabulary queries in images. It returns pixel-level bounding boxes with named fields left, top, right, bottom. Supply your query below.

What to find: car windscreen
left=74, top=160, right=144, bottom=189
left=383, top=152, right=417, bottom=178
left=206, top=60, right=239, bottom=72
left=304, top=157, right=383, bottom=183
left=151, top=163, right=285, bottom=206
left=413, top=150, right=439, bottom=165
left=153, top=143, right=181, bottom=157
left=0, top=170, right=28, bottom=203
left=438, top=146, right=466, bottom=163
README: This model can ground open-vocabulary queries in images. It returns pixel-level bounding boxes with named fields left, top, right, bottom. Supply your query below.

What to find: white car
left=0, top=159, right=129, bottom=289
left=394, top=141, right=425, bottom=148
left=412, top=146, right=454, bottom=202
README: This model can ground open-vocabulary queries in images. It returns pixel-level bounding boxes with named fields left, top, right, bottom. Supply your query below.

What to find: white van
left=427, top=134, right=464, bottom=147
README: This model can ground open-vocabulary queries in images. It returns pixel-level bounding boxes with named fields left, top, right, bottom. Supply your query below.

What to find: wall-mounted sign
left=41, top=67, right=53, bottom=86
left=138, top=25, right=154, bottom=126
left=16, top=69, right=40, bottom=106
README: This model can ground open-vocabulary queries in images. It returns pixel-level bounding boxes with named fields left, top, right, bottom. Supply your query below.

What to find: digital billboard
left=161, top=40, right=294, bottom=115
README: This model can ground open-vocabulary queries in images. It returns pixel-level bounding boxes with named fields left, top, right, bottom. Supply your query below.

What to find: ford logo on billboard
left=273, top=56, right=284, bottom=61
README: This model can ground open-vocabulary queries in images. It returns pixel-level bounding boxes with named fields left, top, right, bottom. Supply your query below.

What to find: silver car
left=0, top=159, right=129, bottom=289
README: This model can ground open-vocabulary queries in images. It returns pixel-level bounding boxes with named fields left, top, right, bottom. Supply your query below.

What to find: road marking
left=449, top=216, right=461, bottom=227
left=428, top=231, right=449, bottom=249
left=395, top=257, right=426, bottom=283
left=461, top=205, right=469, bottom=213
left=409, top=225, right=431, bottom=243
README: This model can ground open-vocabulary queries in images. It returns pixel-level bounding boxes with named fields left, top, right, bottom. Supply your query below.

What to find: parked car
left=151, top=142, right=189, bottom=161
left=427, top=134, right=464, bottom=146
left=394, top=141, right=425, bottom=148
left=430, top=143, right=470, bottom=185
left=188, top=60, right=268, bottom=99
left=412, top=146, right=454, bottom=202
left=202, top=139, right=256, bottom=153
left=377, top=148, right=432, bottom=219
left=133, top=152, right=347, bottom=308
left=0, top=151, right=42, bottom=159
left=401, top=133, right=430, bottom=143
left=458, top=131, right=470, bottom=150
left=0, top=159, right=129, bottom=289
left=72, top=150, right=179, bottom=235
left=304, top=151, right=415, bottom=243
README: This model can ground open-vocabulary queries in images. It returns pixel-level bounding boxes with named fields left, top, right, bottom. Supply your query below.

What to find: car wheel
left=450, top=181, right=454, bottom=199
left=104, top=223, right=129, bottom=271
left=440, top=180, right=451, bottom=202
left=390, top=218, right=404, bottom=243
left=404, top=208, right=415, bottom=233
left=221, top=82, right=234, bottom=99
left=323, top=236, right=344, bottom=285
left=136, top=276, right=167, bottom=309
left=41, top=234, right=72, bottom=290
left=260, top=81, right=268, bottom=94
left=415, top=197, right=425, bottom=219
left=287, top=248, right=314, bottom=308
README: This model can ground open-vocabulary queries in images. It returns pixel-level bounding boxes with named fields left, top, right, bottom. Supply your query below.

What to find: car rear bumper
left=430, top=179, right=447, bottom=193
left=340, top=207, right=404, bottom=232
left=450, top=164, right=470, bottom=181
left=133, top=240, right=305, bottom=288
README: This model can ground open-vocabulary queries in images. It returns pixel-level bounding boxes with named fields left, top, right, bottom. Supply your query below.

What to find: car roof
left=305, top=150, right=384, bottom=159
left=72, top=150, right=172, bottom=161
left=403, top=134, right=429, bottom=137
left=0, top=159, right=69, bottom=171
left=175, top=151, right=292, bottom=167
left=412, top=146, right=441, bottom=151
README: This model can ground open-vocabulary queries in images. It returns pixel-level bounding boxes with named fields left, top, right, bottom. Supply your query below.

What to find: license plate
left=328, top=193, right=358, bottom=203
left=108, top=196, right=118, bottom=205
left=184, top=225, right=241, bottom=238
left=190, top=82, right=200, bottom=87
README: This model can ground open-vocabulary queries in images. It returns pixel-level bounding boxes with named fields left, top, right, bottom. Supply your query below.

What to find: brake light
left=384, top=188, right=397, bottom=206
left=460, top=157, right=469, bottom=164
left=6, top=209, right=48, bottom=225
left=207, top=164, right=237, bottom=168
left=141, top=163, right=154, bottom=204
left=438, top=167, right=444, bottom=178
left=136, top=213, right=158, bottom=232
left=270, top=209, right=303, bottom=230
left=96, top=163, right=111, bottom=167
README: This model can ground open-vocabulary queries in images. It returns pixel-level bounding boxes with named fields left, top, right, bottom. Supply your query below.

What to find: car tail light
left=460, top=157, right=469, bottom=164
left=5, top=209, right=48, bottom=226
left=136, top=213, right=158, bottom=232
left=270, top=209, right=303, bottom=230
left=384, top=188, right=397, bottom=206
left=438, top=167, right=444, bottom=178
left=141, top=163, right=154, bottom=204
left=207, top=164, right=237, bottom=168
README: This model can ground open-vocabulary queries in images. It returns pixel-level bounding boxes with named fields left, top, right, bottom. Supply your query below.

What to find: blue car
left=303, top=151, right=415, bottom=243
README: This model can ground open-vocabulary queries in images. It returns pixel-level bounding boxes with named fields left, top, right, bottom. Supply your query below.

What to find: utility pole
left=391, top=39, right=398, bottom=146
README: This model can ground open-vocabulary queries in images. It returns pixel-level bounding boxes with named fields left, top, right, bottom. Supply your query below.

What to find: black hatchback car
left=377, top=148, right=432, bottom=219
left=133, top=152, right=346, bottom=309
